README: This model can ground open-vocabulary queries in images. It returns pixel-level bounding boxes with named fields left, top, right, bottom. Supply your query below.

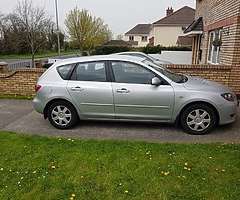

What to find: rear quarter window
left=57, top=64, right=75, bottom=80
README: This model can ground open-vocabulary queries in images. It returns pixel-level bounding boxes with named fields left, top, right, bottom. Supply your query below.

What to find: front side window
left=208, top=29, right=222, bottom=64
left=111, top=61, right=155, bottom=84
left=143, top=60, right=186, bottom=83
left=71, top=61, right=106, bottom=82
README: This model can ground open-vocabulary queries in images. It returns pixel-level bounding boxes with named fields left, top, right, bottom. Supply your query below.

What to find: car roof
left=114, top=51, right=146, bottom=56
left=53, top=54, right=145, bottom=66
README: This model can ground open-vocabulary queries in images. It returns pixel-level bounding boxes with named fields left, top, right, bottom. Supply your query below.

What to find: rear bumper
left=33, top=97, right=46, bottom=114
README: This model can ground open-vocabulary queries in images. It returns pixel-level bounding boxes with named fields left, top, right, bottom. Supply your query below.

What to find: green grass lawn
left=0, top=94, right=33, bottom=100
left=0, top=131, right=239, bottom=200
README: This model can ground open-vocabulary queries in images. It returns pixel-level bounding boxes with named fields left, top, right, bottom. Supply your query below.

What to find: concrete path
left=0, top=99, right=240, bottom=143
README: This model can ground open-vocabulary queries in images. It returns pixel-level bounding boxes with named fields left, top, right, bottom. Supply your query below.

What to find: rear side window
left=71, top=61, right=107, bottom=82
left=57, top=64, right=75, bottom=80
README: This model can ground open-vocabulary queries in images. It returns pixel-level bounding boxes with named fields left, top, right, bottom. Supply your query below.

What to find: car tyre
left=180, top=104, right=216, bottom=135
left=47, top=100, right=78, bottom=129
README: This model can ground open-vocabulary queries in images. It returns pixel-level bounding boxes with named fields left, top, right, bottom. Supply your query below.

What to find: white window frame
left=141, top=36, right=148, bottom=42
left=129, top=36, right=134, bottom=41
left=207, top=29, right=222, bottom=64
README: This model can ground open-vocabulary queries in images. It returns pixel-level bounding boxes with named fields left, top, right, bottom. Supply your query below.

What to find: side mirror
left=151, top=77, right=161, bottom=85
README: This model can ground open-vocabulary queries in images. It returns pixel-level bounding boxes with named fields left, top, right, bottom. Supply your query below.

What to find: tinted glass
left=143, top=60, right=185, bottom=83
left=75, top=62, right=106, bottom=82
left=57, top=64, right=74, bottom=80
left=112, top=61, right=155, bottom=84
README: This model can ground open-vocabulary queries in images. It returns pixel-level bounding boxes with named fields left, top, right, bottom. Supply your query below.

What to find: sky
left=0, top=0, right=195, bottom=37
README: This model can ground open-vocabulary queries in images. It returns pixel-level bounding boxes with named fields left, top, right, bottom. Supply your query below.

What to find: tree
left=116, top=34, right=124, bottom=40
left=0, top=12, right=5, bottom=54
left=65, top=8, right=112, bottom=53
left=13, top=0, right=53, bottom=66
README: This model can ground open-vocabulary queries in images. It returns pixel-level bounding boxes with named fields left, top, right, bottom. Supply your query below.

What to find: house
left=124, top=24, right=151, bottom=47
left=176, top=36, right=193, bottom=47
left=149, top=6, right=195, bottom=46
left=184, top=0, right=240, bottom=66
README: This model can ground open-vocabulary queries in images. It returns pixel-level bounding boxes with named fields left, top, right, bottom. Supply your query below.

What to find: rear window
left=57, top=64, right=75, bottom=80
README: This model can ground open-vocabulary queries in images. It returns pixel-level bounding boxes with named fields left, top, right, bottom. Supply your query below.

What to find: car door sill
left=83, top=117, right=171, bottom=123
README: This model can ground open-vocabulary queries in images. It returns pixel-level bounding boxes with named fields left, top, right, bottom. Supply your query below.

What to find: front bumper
left=218, top=102, right=238, bottom=125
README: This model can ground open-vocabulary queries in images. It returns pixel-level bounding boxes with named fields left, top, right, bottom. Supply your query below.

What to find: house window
left=142, top=36, right=148, bottom=42
left=208, top=29, right=222, bottom=64
left=129, top=36, right=134, bottom=41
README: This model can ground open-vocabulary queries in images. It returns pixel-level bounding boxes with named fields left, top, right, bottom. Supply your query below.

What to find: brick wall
left=196, top=0, right=240, bottom=66
left=165, top=64, right=232, bottom=86
left=0, top=68, right=45, bottom=97
left=1, top=65, right=239, bottom=97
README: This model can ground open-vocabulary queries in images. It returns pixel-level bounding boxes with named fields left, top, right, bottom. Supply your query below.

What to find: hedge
left=91, top=45, right=191, bottom=55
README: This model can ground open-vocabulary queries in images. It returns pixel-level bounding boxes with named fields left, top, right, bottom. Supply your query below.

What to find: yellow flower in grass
left=71, top=193, right=76, bottom=197
left=161, top=171, right=170, bottom=176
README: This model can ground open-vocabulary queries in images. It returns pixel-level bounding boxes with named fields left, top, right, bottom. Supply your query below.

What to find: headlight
left=221, top=93, right=236, bottom=102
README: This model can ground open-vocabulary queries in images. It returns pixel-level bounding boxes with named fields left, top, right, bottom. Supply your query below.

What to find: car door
left=110, top=61, right=174, bottom=120
left=67, top=61, right=114, bottom=118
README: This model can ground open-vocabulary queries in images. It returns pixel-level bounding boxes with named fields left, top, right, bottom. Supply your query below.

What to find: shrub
left=91, top=45, right=191, bottom=55
left=91, top=46, right=132, bottom=55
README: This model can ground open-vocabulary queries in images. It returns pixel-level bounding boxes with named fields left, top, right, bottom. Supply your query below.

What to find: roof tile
left=125, top=24, right=151, bottom=35
left=153, top=6, right=195, bottom=26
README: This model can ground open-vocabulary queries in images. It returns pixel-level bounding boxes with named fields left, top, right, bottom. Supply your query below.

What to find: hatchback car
left=33, top=55, right=238, bottom=135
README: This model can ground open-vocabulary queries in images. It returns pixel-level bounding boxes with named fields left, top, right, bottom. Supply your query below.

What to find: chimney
left=166, top=7, right=174, bottom=17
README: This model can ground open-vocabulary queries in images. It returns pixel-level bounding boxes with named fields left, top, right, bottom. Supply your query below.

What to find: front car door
left=67, top=61, right=114, bottom=118
left=110, top=61, right=174, bottom=121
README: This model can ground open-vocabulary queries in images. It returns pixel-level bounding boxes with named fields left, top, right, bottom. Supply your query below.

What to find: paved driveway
left=0, top=99, right=240, bottom=143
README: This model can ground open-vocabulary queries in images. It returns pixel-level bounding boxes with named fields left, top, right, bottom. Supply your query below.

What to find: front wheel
left=47, top=100, right=78, bottom=129
left=180, top=104, right=216, bottom=135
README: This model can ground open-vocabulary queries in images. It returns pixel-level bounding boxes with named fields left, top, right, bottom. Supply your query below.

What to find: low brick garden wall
left=0, top=68, right=45, bottom=97
left=0, top=64, right=239, bottom=97
left=163, top=64, right=240, bottom=96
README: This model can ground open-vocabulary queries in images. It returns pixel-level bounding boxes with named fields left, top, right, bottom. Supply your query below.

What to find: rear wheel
left=47, top=101, right=78, bottom=129
left=180, top=104, right=216, bottom=135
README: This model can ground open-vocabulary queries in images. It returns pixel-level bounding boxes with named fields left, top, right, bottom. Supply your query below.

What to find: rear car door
left=67, top=61, right=114, bottom=118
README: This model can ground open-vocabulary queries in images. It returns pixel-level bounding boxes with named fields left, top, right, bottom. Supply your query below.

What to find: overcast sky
left=1, top=0, right=195, bottom=36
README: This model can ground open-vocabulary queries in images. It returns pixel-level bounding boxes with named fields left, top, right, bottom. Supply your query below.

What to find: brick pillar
left=0, top=62, right=8, bottom=73
left=34, top=59, right=42, bottom=68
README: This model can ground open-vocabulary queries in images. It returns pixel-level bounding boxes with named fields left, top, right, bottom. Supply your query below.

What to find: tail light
left=35, top=84, right=41, bottom=92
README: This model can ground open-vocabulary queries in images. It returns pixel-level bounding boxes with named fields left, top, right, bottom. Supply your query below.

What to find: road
left=0, top=99, right=240, bottom=143
left=0, top=54, right=79, bottom=65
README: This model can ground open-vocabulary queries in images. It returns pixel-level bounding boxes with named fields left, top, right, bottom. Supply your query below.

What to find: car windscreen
left=143, top=60, right=187, bottom=83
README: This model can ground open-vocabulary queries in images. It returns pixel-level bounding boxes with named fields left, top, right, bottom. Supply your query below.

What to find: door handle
left=116, top=88, right=130, bottom=93
left=70, top=86, right=84, bottom=91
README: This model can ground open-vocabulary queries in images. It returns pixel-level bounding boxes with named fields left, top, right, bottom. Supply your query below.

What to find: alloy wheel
left=186, top=109, right=211, bottom=132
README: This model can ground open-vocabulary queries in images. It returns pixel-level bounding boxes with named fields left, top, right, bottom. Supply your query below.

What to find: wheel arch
left=43, top=98, right=79, bottom=119
left=176, top=101, right=220, bottom=126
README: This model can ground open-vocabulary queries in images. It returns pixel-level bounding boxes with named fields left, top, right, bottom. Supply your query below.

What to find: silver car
left=33, top=55, right=238, bottom=135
